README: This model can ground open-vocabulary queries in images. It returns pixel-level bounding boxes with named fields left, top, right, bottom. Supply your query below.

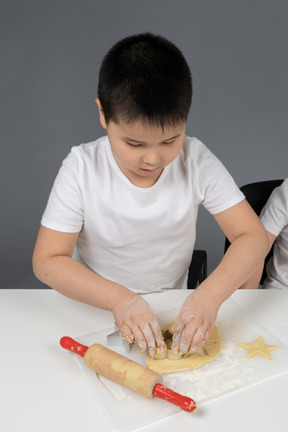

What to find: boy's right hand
left=111, top=294, right=166, bottom=358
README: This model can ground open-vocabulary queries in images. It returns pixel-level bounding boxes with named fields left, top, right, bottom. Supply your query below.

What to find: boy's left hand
left=171, top=289, right=220, bottom=354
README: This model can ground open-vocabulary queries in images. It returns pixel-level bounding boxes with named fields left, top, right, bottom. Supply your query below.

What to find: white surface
left=77, top=301, right=288, bottom=432
left=1, top=288, right=288, bottom=432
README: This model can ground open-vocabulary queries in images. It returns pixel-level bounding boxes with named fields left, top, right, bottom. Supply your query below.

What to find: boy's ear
left=95, top=98, right=107, bottom=129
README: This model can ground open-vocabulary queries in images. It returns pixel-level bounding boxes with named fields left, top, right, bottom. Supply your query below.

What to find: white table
left=1, top=288, right=288, bottom=432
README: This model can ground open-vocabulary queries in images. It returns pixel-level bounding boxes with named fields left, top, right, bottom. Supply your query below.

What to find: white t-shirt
left=41, top=135, right=244, bottom=293
left=261, top=179, right=288, bottom=289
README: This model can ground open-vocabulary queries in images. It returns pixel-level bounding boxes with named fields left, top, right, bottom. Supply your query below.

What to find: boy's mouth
left=140, top=167, right=160, bottom=175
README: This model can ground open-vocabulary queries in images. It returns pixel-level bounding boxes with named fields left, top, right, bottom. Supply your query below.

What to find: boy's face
left=96, top=100, right=186, bottom=188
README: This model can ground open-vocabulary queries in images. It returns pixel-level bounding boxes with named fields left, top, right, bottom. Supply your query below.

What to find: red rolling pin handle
left=153, top=383, right=197, bottom=413
left=60, top=336, right=88, bottom=357
left=60, top=337, right=197, bottom=413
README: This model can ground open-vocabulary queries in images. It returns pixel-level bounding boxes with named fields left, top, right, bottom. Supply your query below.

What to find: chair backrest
left=224, top=179, right=284, bottom=285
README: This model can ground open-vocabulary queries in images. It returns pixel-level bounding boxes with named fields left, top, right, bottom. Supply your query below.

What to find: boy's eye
left=125, top=139, right=175, bottom=146
left=125, top=141, right=142, bottom=147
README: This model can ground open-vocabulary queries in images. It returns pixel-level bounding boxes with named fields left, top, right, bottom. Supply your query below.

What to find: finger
left=188, top=327, right=206, bottom=353
left=150, top=320, right=165, bottom=351
left=171, top=320, right=185, bottom=352
left=179, top=324, right=198, bottom=354
left=129, top=324, right=147, bottom=352
left=142, top=322, right=157, bottom=357
left=203, top=328, right=210, bottom=341
left=120, top=325, right=134, bottom=343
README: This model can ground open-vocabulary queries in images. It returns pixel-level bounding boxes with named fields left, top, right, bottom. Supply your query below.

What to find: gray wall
left=1, top=0, right=287, bottom=288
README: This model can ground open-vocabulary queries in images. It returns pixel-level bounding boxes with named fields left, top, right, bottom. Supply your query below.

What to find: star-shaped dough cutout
left=238, top=335, right=280, bottom=360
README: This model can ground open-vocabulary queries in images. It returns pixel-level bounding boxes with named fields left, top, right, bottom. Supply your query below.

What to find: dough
left=146, top=325, right=222, bottom=374
left=238, top=335, right=280, bottom=360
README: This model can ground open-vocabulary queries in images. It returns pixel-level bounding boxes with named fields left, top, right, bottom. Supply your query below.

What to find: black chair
left=224, top=179, right=284, bottom=285
left=187, top=250, right=207, bottom=289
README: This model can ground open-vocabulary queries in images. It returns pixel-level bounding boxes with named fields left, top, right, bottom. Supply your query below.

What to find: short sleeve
left=260, top=179, right=288, bottom=236
left=41, top=149, right=84, bottom=233
left=191, top=140, right=245, bottom=214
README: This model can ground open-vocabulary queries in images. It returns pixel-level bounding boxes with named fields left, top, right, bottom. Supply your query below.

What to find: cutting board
left=76, top=298, right=288, bottom=432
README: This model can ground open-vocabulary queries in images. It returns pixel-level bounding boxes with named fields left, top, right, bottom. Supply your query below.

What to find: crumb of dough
left=146, top=325, right=222, bottom=374
left=238, top=335, right=280, bottom=360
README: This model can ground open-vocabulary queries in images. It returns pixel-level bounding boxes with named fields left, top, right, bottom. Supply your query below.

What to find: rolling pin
left=60, top=336, right=197, bottom=413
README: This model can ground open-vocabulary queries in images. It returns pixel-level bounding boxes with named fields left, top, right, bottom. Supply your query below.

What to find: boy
left=33, top=33, right=269, bottom=357
left=241, top=178, right=288, bottom=289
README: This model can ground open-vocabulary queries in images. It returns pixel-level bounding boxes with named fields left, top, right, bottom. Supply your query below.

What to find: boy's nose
left=142, top=150, right=161, bottom=165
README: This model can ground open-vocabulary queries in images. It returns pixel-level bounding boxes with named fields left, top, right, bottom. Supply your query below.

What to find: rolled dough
left=146, top=325, right=222, bottom=374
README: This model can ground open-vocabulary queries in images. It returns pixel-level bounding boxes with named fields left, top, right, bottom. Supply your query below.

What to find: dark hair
left=98, top=33, right=192, bottom=128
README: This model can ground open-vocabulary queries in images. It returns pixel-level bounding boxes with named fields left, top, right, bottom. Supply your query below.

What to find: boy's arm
left=32, top=225, right=165, bottom=357
left=240, top=230, right=276, bottom=289
left=172, top=199, right=270, bottom=354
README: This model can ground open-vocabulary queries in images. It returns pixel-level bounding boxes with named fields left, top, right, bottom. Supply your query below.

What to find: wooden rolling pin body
left=60, top=337, right=197, bottom=412
left=84, top=343, right=162, bottom=399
